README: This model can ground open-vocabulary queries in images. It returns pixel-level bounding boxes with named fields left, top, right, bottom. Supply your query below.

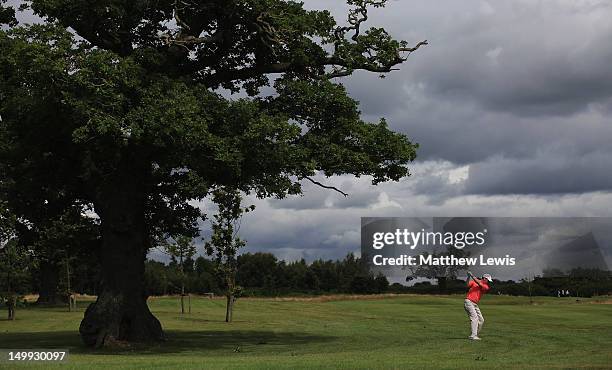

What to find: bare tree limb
left=399, top=40, right=429, bottom=54
left=303, top=177, right=348, bottom=197
left=334, top=0, right=386, bottom=42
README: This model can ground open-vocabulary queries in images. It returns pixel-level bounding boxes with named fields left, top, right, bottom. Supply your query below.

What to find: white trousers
left=464, top=299, right=484, bottom=338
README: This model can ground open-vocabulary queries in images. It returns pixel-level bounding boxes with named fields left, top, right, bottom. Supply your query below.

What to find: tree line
left=4, top=241, right=610, bottom=323
left=145, top=252, right=390, bottom=297
left=398, top=267, right=612, bottom=298
left=0, top=250, right=392, bottom=306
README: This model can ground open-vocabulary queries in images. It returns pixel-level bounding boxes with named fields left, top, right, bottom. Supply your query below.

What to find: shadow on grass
left=0, top=330, right=336, bottom=355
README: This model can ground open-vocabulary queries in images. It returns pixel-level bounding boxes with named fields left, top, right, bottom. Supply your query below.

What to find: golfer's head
left=482, top=273, right=493, bottom=283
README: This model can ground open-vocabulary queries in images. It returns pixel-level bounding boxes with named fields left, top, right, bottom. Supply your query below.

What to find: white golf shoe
left=468, top=336, right=481, bottom=340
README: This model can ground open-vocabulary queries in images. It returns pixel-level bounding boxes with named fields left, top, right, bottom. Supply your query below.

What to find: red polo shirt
left=466, top=279, right=489, bottom=304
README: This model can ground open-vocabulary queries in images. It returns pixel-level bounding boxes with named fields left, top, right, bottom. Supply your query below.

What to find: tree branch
left=70, top=23, right=128, bottom=56
left=303, top=177, right=348, bottom=197
left=161, top=0, right=226, bottom=49
left=161, top=31, right=226, bottom=48
left=334, top=0, right=386, bottom=42
left=202, top=39, right=427, bottom=86
left=203, top=62, right=293, bottom=86
left=399, top=40, right=429, bottom=54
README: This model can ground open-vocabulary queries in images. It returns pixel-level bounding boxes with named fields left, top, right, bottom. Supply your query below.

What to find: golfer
left=464, top=271, right=492, bottom=340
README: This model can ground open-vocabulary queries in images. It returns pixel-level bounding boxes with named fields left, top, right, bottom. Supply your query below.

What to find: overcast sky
left=11, top=0, right=612, bottom=264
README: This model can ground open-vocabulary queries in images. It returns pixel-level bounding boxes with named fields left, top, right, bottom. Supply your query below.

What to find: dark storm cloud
left=335, top=0, right=612, bottom=117
left=398, top=105, right=612, bottom=167
left=407, top=15, right=612, bottom=117
left=464, top=150, right=612, bottom=195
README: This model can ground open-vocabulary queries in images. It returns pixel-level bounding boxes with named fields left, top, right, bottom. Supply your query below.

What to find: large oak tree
left=0, top=0, right=424, bottom=347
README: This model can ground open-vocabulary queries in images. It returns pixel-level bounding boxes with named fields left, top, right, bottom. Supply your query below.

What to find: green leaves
left=162, top=235, right=196, bottom=266
left=0, top=200, right=16, bottom=244
left=0, top=239, right=35, bottom=299
left=204, top=187, right=250, bottom=268
left=266, top=77, right=417, bottom=184
left=0, top=0, right=16, bottom=27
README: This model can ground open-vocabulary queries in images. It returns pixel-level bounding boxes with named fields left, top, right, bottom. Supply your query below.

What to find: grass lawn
left=1, top=295, right=611, bottom=369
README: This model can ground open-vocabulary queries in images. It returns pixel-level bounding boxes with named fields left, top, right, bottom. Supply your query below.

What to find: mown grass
left=1, top=295, right=611, bottom=369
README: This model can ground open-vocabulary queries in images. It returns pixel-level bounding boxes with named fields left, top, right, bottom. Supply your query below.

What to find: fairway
left=1, top=295, right=611, bottom=369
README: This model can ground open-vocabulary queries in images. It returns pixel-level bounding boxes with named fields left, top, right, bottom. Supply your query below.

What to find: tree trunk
left=225, top=294, right=234, bottom=323
left=180, top=287, right=185, bottom=314
left=180, top=259, right=185, bottom=314
left=66, top=257, right=72, bottom=312
left=7, top=296, right=15, bottom=320
left=79, top=164, right=164, bottom=347
left=225, top=274, right=235, bottom=323
left=37, top=261, right=62, bottom=305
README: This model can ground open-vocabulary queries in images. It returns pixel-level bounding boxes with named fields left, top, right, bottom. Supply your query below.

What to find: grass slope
left=1, top=295, right=611, bottom=369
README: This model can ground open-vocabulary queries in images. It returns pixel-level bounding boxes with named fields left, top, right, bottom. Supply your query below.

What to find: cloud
left=465, top=150, right=612, bottom=195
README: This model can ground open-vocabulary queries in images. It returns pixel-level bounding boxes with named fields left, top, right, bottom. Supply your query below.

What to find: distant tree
left=389, top=282, right=409, bottom=294
left=237, top=253, right=279, bottom=291
left=286, top=259, right=310, bottom=291
left=310, top=259, right=339, bottom=292
left=568, top=267, right=610, bottom=281
left=205, top=188, right=254, bottom=322
left=340, top=253, right=388, bottom=293
left=144, top=260, right=169, bottom=296
left=521, top=272, right=536, bottom=303
left=183, top=256, right=195, bottom=275
left=375, top=273, right=390, bottom=293
left=567, top=268, right=611, bottom=297
left=162, top=235, right=196, bottom=314
left=303, top=269, right=320, bottom=291
left=193, top=257, right=220, bottom=294
left=0, top=240, right=34, bottom=320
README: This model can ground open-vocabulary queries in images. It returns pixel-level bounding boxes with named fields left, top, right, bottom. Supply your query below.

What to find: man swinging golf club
left=465, top=271, right=492, bottom=340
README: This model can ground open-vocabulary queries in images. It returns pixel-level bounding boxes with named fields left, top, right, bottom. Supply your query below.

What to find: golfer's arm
left=471, top=277, right=483, bottom=288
